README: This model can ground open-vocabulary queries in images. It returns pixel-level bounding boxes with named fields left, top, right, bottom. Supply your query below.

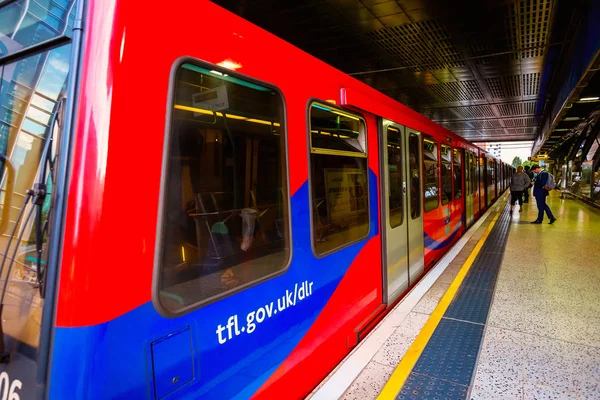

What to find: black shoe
left=549, top=218, right=556, bottom=224
left=530, top=220, right=542, bottom=224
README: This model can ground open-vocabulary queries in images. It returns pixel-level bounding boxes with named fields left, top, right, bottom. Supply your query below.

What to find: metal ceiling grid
left=213, top=0, right=560, bottom=142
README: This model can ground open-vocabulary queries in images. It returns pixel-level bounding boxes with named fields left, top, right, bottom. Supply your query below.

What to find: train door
left=465, top=151, right=474, bottom=227
left=380, top=120, right=424, bottom=305
left=472, top=151, right=480, bottom=218
left=480, top=153, right=487, bottom=209
left=486, top=158, right=494, bottom=206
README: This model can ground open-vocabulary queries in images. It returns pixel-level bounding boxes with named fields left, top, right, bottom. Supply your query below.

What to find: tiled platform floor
left=471, top=193, right=600, bottom=400
left=339, top=193, right=600, bottom=400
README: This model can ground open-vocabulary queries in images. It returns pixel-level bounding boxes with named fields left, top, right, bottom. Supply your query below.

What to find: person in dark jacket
left=509, top=166, right=531, bottom=212
left=531, top=165, right=556, bottom=224
left=523, top=165, right=534, bottom=203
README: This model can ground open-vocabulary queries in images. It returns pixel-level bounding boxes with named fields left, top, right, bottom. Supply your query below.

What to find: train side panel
left=49, top=1, right=508, bottom=399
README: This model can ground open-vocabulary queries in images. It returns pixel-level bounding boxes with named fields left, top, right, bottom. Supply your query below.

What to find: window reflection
left=453, top=149, right=462, bottom=199
left=387, top=127, right=403, bottom=228
left=0, top=0, right=77, bottom=54
left=409, top=133, right=421, bottom=219
left=423, top=137, right=439, bottom=212
left=441, top=145, right=452, bottom=204
left=0, top=42, right=71, bottom=365
left=309, top=103, right=368, bottom=255
left=158, top=63, right=290, bottom=312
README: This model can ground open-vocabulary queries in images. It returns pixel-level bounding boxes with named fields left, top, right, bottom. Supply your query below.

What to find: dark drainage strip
left=397, top=205, right=511, bottom=400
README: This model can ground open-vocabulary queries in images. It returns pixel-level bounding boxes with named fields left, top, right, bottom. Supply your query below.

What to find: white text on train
left=216, top=280, right=314, bottom=345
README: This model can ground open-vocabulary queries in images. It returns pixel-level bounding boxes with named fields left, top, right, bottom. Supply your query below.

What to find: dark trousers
left=510, top=191, right=523, bottom=206
left=534, top=193, right=555, bottom=221
left=523, top=187, right=530, bottom=202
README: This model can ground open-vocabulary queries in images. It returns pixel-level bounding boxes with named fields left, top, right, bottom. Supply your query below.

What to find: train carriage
left=0, top=1, right=511, bottom=399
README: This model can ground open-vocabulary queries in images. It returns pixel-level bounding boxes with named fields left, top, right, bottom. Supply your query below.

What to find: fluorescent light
left=312, top=104, right=360, bottom=121
left=217, top=59, right=242, bottom=70
left=563, top=117, right=581, bottom=121
left=579, top=97, right=599, bottom=102
left=173, top=104, right=280, bottom=127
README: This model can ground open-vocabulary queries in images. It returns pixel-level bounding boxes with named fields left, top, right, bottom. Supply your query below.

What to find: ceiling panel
left=213, top=0, right=563, bottom=141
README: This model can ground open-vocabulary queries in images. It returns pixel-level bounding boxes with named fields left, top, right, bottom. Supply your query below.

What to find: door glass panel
left=480, top=156, right=485, bottom=204
left=423, top=137, right=438, bottom=212
left=409, top=133, right=421, bottom=219
left=471, top=154, right=477, bottom=195
left=441, top=144, right=452, bottom=205
left=387, top=127, right=403, bottom=228
left=465, top=152, right=471, bottom=195
left=453, top=149, right=462, bottom=199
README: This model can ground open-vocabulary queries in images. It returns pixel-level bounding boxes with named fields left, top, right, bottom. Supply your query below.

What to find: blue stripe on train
left=49, top=171, right=379, bottom=400
left=424, top=220, right=463, bottom=250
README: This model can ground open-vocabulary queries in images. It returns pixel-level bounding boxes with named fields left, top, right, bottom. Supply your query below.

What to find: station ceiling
left=213, top=0, right=593, bottom=150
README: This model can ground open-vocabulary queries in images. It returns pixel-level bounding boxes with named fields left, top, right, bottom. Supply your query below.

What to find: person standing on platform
left=523, top=165, right=534, bottom=203
left=509, top=166, right=530, bottom=213
left=530, top=165, right=557, bottom=224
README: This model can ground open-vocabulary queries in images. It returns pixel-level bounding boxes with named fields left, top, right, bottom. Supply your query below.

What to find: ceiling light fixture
left=579, top=97, right=599, bottom=102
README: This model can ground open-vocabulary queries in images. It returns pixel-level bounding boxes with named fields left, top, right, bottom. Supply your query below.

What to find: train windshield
left=0, top=0, right=77, bottom=397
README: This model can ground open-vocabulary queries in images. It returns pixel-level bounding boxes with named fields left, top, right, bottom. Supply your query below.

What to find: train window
left=465, top=153, right=471, bottom=195
left=423, top=137, right=439, bottom=212
left=408, top=133, right=421, bottom=219
left=471, top=153, right=477, bottom=196
left=157, top=61, right=290, bottom=313
left=453, top=149, right=463, bottom=199
left=309, top=102, right=368, bottom=255
left=440, top=144, right=452, bottom=205
left=387, top=127, right=403, bottom=228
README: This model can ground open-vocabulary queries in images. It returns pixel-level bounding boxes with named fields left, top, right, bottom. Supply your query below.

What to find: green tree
left=511, top=156, right=522, bottom=167
left=522, top=160, right=533, bottom=168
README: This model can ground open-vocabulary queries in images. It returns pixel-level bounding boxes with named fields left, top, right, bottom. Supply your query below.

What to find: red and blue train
left=0, top=0, right=513, bottom=399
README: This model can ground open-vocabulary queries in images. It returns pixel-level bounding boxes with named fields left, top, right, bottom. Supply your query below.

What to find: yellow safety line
left=377, top=207, right=504, bottom=400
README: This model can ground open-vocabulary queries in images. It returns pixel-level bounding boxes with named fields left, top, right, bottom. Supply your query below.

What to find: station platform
left=308, top=192, right=600, bottom=400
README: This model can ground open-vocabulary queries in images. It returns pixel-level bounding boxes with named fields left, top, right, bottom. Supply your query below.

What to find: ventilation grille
left=469, top=120, right=503, bottom=129
left=485, top=77, right=504, bottom=98
left=439, top=121, right=473, bottom=131
left=504, top=117, right=536, bottom=127
left=367, top=20, right=464, bottom=71
left=522, top=73, right=540, bottom=96
left=508, top=127, right=535, bottom=134
left=485, top=75, right=527, bottom=98
left=497, top=101, right=536, bottom=116
left=461, top=128, right=507, bottom=136
left=507, top=0, right=552, bottom=58
left=452, top=105, right=496, bottom=119
left=420, top=108, right=458, bottom=121
left=428, top=81, right=485, bottom=103
left=395, top=86, right=438, bottom=105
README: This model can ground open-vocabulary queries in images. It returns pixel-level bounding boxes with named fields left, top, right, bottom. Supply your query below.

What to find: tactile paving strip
left=444, top=287, right=493, bottom=324
left=411, top=318, right=485, bottom=385
left=398, top=372, right=468, bottom=400
left=396, top=205, right=512, bottom=399
left=460, top=267, right=497, bottom=291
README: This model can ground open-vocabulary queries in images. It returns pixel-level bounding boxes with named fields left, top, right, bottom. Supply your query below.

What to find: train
left=0, top=0, right=513, bottom=399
